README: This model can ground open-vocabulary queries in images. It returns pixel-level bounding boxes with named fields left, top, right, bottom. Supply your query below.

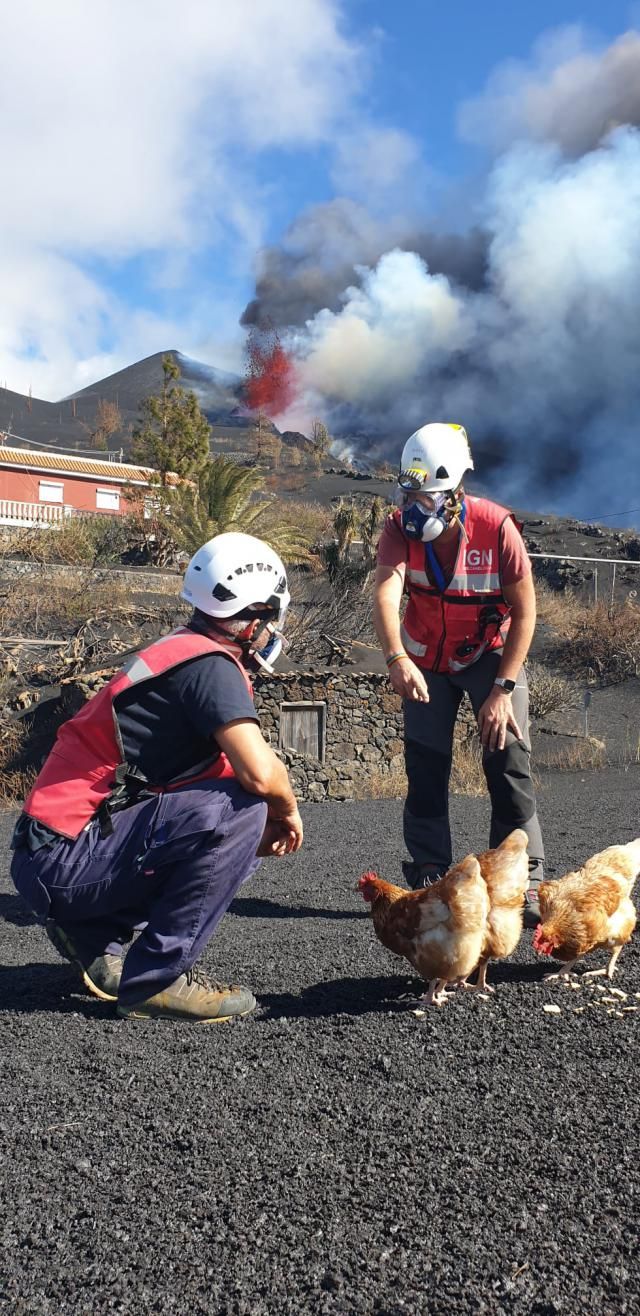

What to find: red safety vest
left=24, top=627, right=252, bottom=839
left=398, top=496, right=521, bottom=674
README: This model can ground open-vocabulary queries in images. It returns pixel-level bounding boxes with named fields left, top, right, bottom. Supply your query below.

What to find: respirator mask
left=233, top=609, right=289, bottom=674
left=247, top=620, right=288, bottom=674
left=397, top=484, right=450, bottom=543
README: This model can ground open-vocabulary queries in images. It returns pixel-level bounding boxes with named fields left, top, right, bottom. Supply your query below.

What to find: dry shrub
left=355, top=766, right=406, bottom=799
left=274, top=498, right=332, bottom=545
left=450, top=737, right=487, bottom=797
left=526, top=661, right=573, bottom=720
left=0, top=720, right=36, bottom=805
left=358, top=735, right=487, bottom=799
left=548, top=599, right=640, bottom=684
left=0, top=571, right=133, bottom=637
left=0, top=766, right=36, bottom=805
left=276, top=472, right=308, bottom=495
left=535, top=736, right=608, bottom=773
left=1, top=512, right=171, bottom=568
left=2, top=516, right=104, bottom=566
left=535, top=580, right=582, bottom=630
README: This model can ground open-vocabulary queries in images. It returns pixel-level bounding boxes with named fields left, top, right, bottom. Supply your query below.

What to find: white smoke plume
left=244, top=30, right=640, bottom=521
left=241, top=198, right=488, bottom=330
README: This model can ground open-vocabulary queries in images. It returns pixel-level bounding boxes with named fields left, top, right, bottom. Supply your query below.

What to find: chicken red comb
left=532, top=924, right=555, bottom=955
left=359, top=870, right=380, bottom=883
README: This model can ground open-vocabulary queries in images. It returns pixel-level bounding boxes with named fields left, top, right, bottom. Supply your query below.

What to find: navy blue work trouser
left=10, top=781, right=267, bottom=1006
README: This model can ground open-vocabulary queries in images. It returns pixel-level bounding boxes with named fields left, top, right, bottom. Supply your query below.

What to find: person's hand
left=257, top=808, right=304, bottom=857
left=477, top=687, right=522, bottom=752
left=388, top=656, right=430, bottom=702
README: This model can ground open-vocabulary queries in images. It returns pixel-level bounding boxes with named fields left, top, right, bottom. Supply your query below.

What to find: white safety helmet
left=181, top=532, right=290, bottom=622
left=398, top=422, right=473, bottom=495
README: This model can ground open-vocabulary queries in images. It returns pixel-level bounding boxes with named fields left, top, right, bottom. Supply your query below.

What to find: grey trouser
left=403, top=650, right=544, bottom=882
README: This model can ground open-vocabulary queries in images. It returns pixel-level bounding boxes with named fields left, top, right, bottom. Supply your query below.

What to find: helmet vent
left=212, top=582, right=237, bottom=602
left=436, top=465, right=449, bottom=479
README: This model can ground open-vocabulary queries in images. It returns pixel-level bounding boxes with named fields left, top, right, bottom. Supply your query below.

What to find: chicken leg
left=543, top=959, right=578, bottom=982
left=421, top=977, right=451, bottom=1007
left=581, top=944, right=624, bottom=981
left=457, top=958, right=495, bottom=994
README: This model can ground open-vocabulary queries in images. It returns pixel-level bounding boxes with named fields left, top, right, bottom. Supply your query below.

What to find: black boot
left=523, top=859, right=544, bottom=929
left=402, top=861, right=445, bottom=891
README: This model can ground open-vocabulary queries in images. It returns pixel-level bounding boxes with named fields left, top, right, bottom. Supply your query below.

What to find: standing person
left=10, top=533, right=303, bottom=1021
left=373, top=423, right=543, bottom=927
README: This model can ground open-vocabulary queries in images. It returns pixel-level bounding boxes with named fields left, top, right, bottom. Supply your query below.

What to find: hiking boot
left=117, top=966, right=257, bottom=1023
left=402, top=860, right=444, bottom=891
left=523, top=887, right=541, bottom=930
left=45, top=920, right=123, bottom=1002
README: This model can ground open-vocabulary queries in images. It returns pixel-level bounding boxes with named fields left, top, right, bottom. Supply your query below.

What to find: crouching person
left=10, top=533, right=303, bottom=1023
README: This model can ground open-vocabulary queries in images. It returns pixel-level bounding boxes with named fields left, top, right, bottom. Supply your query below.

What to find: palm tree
left=169, top=455, right=312, bottom=563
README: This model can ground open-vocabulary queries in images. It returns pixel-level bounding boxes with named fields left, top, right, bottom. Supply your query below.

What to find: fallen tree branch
left=0, top=637, right=69, bottom=646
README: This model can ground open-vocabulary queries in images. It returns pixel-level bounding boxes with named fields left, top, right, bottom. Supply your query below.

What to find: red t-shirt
left=377, top=505, right=531, bottom=588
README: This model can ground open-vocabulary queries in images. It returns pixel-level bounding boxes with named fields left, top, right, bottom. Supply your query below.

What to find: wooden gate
left=279, top=701, right=326, bottom=762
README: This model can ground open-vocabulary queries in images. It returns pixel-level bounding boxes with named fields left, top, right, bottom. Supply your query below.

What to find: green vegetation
left=131, top=354, right=211, bottom=483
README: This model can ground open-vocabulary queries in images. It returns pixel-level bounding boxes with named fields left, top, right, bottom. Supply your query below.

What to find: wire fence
left=529, top=551, right=640, bottom=608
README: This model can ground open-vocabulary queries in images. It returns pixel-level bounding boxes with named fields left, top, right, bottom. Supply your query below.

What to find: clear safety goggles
left=399, top=486, right=445, bottom=513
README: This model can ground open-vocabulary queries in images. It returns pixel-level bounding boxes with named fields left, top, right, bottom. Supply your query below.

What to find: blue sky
left=357, top=0, right=637, bottom=171
left=1, top=0, right=638, bottom=399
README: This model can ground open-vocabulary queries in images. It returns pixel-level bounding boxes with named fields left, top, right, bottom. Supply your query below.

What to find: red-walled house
left=0, top=446, right=175, bottom=527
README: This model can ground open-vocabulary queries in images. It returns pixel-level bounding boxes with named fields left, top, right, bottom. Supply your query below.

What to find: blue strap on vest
left=424, top=502, right=466, bottom=593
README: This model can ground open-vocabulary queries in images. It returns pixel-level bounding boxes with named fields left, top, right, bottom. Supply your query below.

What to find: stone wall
left=0, top=556, right=179, bottom=592
left=253, top=670, right=404, bottom=801
left=253, top=670, right=476, bottom=802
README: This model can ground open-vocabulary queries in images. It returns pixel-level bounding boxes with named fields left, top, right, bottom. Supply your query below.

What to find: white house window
left=96, top=487, right=120, bottom=512
left=38, top=480, right=64, bottom=503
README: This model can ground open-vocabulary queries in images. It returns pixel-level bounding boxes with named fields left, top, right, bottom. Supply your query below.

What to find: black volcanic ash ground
left=1, top=767, right=639, bottom=1315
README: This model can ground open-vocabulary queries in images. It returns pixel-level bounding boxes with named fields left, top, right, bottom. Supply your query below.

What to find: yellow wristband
left=386, top=652, right=408, bottom=668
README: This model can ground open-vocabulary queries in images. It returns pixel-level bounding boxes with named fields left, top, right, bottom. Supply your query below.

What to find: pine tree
left=132, top=355, right=211, bottom=485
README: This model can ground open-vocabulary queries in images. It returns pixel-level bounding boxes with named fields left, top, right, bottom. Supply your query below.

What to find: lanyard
left=424, top=502, right=466, bottom=593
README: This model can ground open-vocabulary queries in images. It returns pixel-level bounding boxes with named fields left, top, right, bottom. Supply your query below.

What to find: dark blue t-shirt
left=113, top=652, right=258, bottom=786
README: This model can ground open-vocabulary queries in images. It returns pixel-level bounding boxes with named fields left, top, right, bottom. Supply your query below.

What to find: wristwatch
left=494, top=677, right=516, bottom=693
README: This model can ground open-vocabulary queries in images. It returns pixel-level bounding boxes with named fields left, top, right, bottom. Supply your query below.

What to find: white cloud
left=0, top=0, right=362, bottom=396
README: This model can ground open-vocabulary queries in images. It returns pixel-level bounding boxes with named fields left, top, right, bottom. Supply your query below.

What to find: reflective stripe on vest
left=23, top=627, right=251, bottom=839
left=400, top=496, right=519, bottom=673
left=400, top=624, right=427, bottom=657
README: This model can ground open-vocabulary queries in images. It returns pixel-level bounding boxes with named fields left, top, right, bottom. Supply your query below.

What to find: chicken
left=533, top=839, right=640, bottom=981
left=460, top=828, right=530, bottom=993
left=357, top=856, right=490, bottom=1006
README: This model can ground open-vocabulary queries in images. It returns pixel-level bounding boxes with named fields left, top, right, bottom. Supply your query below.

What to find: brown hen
left=533, top=839, right=640, bottom=981
left=460, top=828, right=530, bottom=993
left=357, top=857, right=490, bottom=1006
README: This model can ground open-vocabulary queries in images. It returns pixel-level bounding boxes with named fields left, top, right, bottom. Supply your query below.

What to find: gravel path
left=1, top=767, right=639, bottom=1316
